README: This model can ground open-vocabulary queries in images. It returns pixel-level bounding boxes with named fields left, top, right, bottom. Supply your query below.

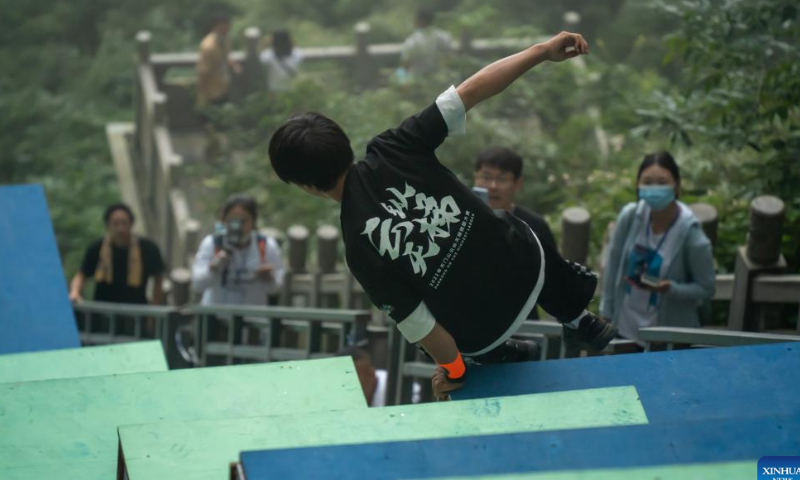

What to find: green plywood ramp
left=420, top=461, right=754, bottom=480
left=0, top=357, right=365, bottom=480
left=0, top=341, right=168, bottom=384
left=119, top=386, right=647, bottom=480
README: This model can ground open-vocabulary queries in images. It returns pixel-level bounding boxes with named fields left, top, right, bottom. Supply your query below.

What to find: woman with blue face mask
left=600, top=152, right=716, bottom=347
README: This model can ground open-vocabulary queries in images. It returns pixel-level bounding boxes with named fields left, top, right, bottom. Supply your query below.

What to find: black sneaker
left=562, top=313, right=618, bottom=353
left=504, top=338, right=541, bottom=362
left=473, top=338, right=541, bottom=364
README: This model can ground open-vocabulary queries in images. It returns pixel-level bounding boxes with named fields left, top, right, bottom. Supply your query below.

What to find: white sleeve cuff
left=435, top=85, right=466, bottom=136
left=396, top=301, right=436, bottom=343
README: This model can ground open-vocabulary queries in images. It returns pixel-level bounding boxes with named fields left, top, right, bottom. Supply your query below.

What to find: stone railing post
left=354, top=22, right=375, bottom=89
left=689, top=202, right=719, bottom=248
left=287, top=225, right=309, bottom=273
left=242, top=26, right=265, bottom=97
left=561, top=207, right=591, bottom=266
left=728, top=195, right=787, bottom=330
left=316, top=225, right=339, bottom=274
left=170, top=268, right=192, bottom=306
left=136, top=31, right=151, bottom=64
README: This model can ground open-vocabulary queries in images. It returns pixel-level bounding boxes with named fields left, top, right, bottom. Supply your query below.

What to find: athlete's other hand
left=542, top=31, right=589, bottom=62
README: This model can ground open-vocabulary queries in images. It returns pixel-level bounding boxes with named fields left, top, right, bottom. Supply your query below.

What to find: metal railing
left=639, top=326, right=800, bottom=351
left=74, top=301, right=185, bottom=368
left=75, top=301, right=800, bottom=405
left=182, top=304, right=370, bottom=366
left=73, top=302, right=370, bottom=369
left=75, top=301, right=176, bottom=345
left=133, top=31, right=200, bottom=271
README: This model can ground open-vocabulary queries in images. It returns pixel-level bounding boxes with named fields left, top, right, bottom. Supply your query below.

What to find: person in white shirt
left=192, top=194, right=284, bottom=305
left=400, top=7, right=453, bottom=78
left=260, top=30, right=303, bottom=93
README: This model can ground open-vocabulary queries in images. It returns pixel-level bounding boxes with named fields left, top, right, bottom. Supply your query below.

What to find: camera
left=214, top=219, right=246, bottom=252
left=472, top=186, right=489, bottom=204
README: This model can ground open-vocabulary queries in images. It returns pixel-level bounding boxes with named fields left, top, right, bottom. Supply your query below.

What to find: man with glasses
left=473, top=146, right=557, bottom=253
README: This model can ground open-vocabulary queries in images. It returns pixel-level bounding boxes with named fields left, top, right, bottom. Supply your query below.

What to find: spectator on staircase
left=398, top=7, right=453, bottom=80
left=473, top=146, right=556, bottom=321
left=260, top=30, right=303, bottom=93
left=69, top=203, right=165, bottom=305
left=196, top=13, right=241, bottom=106
left=473, top=146, right=557, bottom=252
left=191, top=194, right=284, bottom=306
left=600, top=152, right=715, bottom=347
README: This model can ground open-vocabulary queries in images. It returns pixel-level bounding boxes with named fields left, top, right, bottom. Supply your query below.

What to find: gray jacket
left=600, top=200, right=716, bottom=328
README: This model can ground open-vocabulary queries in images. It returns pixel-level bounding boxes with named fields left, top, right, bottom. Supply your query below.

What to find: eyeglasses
left=475, top=174, right=515, bottom=186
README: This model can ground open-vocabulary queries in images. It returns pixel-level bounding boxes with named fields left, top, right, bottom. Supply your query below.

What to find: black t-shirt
left=341, top=103, right=542, bottom=353
left=79, top=238, right=165, bottom=304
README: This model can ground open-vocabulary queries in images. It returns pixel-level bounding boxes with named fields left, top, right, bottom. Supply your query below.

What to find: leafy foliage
left=2, top=0, right=796, bottom=287
left=0, top=0, right=238, bottom=278
left=635, top=0, right=800, bottom=270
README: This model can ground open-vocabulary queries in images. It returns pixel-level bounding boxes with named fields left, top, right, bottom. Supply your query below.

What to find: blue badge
left=759, top=457, right=800, bottom=479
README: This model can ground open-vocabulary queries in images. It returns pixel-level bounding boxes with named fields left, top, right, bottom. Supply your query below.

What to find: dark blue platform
left=0, top=184, right=80, bottom=354
left=453, top=343, right=799, bottom=423
left=239, top=415, right=800, bottom=480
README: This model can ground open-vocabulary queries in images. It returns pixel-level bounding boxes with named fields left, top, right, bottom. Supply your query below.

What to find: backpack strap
left=212, top=233, right=228, bottom=286
left=257, top=235, right=267, bottom=263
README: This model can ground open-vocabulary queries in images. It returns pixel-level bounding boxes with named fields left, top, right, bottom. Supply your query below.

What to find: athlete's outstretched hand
left=542, top=31, right=589, bottom=62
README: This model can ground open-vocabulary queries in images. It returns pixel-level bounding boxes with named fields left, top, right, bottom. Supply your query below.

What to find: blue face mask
left=639, top=185, right=676, bottom=211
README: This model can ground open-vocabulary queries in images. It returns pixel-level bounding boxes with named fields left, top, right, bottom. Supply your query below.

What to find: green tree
left=0, top=0, right=238, bottom=278
left=635, top=0, right=800, bottom=270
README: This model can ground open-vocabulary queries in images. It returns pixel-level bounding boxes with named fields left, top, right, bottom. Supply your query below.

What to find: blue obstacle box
left=453, top=342, right=800, bottom=422
left=0, top=184, right=80, bottom=354
left=236, top=344, right=800, bottom=480
left=237, top=415, right=800, bottom=480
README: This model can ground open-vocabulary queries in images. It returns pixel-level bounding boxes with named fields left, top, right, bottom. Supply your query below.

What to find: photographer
left=191, top=195, right=284, bottom=305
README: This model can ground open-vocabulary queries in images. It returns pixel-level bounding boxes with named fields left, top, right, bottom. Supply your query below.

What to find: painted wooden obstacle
left=452, top=343, right=800, bottom=422
left=416, top=461, right=754, bottom=480
left=0, top=341, right=167, bottom=384
left=235, top=415, right=799, bottom=480
left=0, top=184, right=80, bottom=354
left=116, top=386, right=646, bottom=480
left=0, top=357, right=365, bottom=480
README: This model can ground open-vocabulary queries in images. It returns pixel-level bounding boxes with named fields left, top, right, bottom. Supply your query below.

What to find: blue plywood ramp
left=239, top=415, right=800, bottom=480
left=452, top=343, right=799, bottom=422
left=0, top=184, right=80, bottom=354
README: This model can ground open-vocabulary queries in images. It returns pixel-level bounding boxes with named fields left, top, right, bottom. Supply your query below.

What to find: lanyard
left=645, top=208, right=680, bottom=254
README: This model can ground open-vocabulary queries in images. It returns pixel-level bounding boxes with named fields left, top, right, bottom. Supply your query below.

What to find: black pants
left=532, top=232, right=597, bottom=323
left=472, top=235, right=597, bottom=363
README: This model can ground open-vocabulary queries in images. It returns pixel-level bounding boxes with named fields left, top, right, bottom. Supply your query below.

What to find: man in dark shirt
left=473, top=146, right=558, bottom=320
left=69, top=204, right=165, bottom=305
left=473, top=146, right=557, bottom=250
left=268, top=31, right=616, bottom=399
